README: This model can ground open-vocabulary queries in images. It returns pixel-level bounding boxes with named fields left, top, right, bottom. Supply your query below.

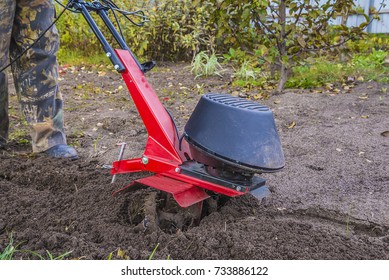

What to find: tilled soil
left=0, top=63, right=388, bottom=259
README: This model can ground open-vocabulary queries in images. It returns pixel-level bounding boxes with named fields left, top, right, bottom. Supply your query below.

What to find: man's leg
left=0, top=0, right=16, bottom=148
left=10, top=0, right=77, bottom=158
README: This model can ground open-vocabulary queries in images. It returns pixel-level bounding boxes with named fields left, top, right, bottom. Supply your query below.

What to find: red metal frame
left=111, top=49, right=245, bottom=207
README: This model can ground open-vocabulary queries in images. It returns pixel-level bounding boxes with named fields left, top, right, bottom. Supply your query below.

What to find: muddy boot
left=43, top=144, right=78, bottom=160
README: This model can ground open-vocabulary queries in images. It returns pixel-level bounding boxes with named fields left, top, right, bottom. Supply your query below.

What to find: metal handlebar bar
left=68, top=0, right=147, bottom=73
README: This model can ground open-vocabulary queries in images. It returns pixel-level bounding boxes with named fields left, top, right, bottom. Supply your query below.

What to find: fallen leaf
left=287, top=121, right=296, bottom=129
left=358, top=95, right=368, bottom=100
left=117, top=248, right=126, bottom=259
left=325, top=83, right=333, bottom=90
left=274, top=100, right=281, bottom=104
left=381, top=131, right=389, bottom=137
left=357, top=76, right=364, bottom=82
left=336, top=148, right=342, bottom=152
left=361, top=115, right=369, bottom=119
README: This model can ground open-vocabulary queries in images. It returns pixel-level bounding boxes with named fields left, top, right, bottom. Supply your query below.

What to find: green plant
left=1, top=232, right=72, bottom=260
left=351, top=49, right=387, bottom=68
left=287, top=50, right=389, bottom=88
left=0, top=233, right=19, bottom=260
left=232, top=61, right=268, bottom=88
left=349, top=49, right=389, bottom=82
left=93, top=135, right=101, bottom=152
left=207, top=0, right=371, bottom=92
left=223, top=48, right=250, bottom=64
left=25, top=250, right=73, bottom=260
left=56, top=0, right=217, bottom=61
left=191, top=51, right=223, bottom=78
left=287, top=57, right=346, bottom=88
left=148, top=243, right=160, bottom=260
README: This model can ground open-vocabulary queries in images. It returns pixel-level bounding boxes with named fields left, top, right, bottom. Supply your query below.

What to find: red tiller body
left=110, top=50, right=246, bottom=207
left=69, top=0, right=279, bottom=210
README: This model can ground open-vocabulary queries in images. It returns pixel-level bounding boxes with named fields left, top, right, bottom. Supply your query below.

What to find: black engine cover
left=184, top=93, right=284, bottom=173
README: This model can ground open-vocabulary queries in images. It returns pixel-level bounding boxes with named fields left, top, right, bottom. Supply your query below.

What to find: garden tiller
left=70, top=0, right=285, bottom=208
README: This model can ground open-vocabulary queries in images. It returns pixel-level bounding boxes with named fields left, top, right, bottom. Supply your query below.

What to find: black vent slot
left=206, top=93, right=269, bottom=111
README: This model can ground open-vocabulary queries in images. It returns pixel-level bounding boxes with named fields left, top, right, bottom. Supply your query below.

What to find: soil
left=0, top=62, right=388, bottom=260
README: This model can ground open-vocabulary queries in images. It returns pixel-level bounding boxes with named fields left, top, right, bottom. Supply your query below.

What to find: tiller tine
left=113, top=175, right=210, bottom=208
left=249, top=186, right=271, bottom=202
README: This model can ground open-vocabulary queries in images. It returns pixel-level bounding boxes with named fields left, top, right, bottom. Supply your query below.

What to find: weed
left=0, top=233, right=19, bottom=260
left=191, top=51, right=223, bottom=78
left=148, top=243, right=159, bottom=260
left=24, top=250, right=73, bottom=260
left=8, top=128, right=30, bottom=145
left=234, top=61, right=257, bottom=81
left=232, top=61, right=268, bottom=89
left=287, top=50, right=389, bottom=89
left=1, top=232, right=72, bottom=260
left=93, top=135, right=101, bottom=152
left=58, top=50, right=109, bottom=67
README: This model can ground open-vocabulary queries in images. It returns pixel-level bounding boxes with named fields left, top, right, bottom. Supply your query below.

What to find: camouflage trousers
left=0, top=0, right=66, bottom=152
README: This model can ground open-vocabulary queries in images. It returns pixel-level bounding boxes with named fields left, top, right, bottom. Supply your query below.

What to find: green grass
left=148, top=243, right=159, bottom=260
left=286, top=58, right=346, bottom=88
left=24, top=250, right=73, bottom=260
left=58, top=49, right=110, bottom=67
left=191, top=51, right=223, bottom=78
left=1, top=232, right=72, bottom=260
left=0, top=233, right=19, bottom=260
left=287, top=50, right=389, bottom=88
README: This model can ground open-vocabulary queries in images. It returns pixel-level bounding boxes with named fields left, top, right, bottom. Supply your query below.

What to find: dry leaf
left=361, top=115, right=369, bottom=119
left=381, top=131, right=389, bottom=137
left=358, top=95, right=368, bottom=100
left=297, top=36, right=306, bottom=47
left=325, top=83, right=333, bottom=90
left=333, top=88, right=341, bottom=93
left=288, top=121, right=296, bottom=129
left=117, top=248, right=127, bottom=259
left=274, top=100, right=281, bottom=104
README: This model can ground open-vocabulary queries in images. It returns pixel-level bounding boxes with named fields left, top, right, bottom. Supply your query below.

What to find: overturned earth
left=0, top=62, right=388, bottom=259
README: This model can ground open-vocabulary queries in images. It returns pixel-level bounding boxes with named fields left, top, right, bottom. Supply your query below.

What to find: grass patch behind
left=58, top=49, right=110, bottom=67
left=287, top=50, right=389, bottom=88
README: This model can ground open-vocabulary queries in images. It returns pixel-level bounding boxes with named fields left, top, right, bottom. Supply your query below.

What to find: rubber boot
left=43, top=144, right=78, bottom=160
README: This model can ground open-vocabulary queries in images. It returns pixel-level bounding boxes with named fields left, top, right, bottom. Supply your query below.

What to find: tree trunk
left=277, top=0, right=287, bottom=93
left=277, top=63, right=288, bottom=92
left=339, top=7, right=349, bottom=62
